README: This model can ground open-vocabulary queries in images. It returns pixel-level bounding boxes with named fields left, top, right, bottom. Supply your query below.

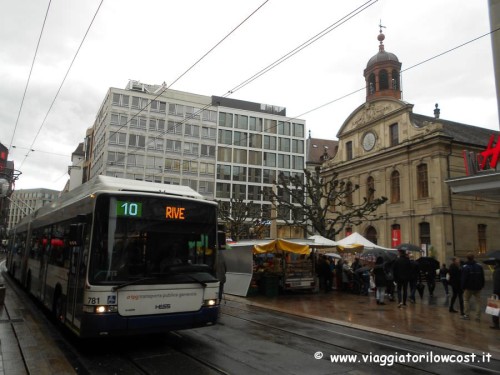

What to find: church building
left=322, top=29, right=500, bottom=263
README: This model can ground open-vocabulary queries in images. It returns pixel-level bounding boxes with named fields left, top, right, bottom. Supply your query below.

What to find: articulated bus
left=6, top=176, right=221, bottom=338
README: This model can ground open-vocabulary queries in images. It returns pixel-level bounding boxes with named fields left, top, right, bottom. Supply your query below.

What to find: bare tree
left=268, top=167, right=388, bottom=239
left=216, top=198, right=262, bottom=241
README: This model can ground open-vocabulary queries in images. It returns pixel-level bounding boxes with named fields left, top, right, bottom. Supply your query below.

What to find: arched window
left=365, top=226, right=377, bottom=244
left=390, top=170, right=400, bottom=203
left=367, top=176, right=375, bottom=203
left=379, top=69, right=389, bottom=90
left=417, top=164, right=429, bottom=198
left=391, top=70, right=400, bottom=90
left=368, top=73, right=376, bottom=94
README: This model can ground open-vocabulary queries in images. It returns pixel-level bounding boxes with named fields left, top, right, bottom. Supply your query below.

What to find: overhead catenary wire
left=54, top=19, right=499, bottom=185
left=8, top=0, right=52, bottom=151
left=19, top=0, right=104, bottom=170
left=94, top=1, right=376, bottom=175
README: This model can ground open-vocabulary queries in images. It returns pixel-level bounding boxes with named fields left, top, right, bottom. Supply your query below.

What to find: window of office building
left=166, top=139, right=182, bottom=153
left=233, top=149, right=247, bottom=164
left=164, top=158, right=180, bottom=171
left=263, top=169, right=276, bottom=184
left=217, top=147, right=232, bottom=162
left=185, top=106, right=200, bottom=120
left=278, top=121, right=291, bottom=136
left=278, top=154, right=290, bottom=169
left=202, top=126, right=216, bottom=139
left=201, top=144, right=216, bottom=157
left=264, top=136, right=276, bottom=150
left=126, top=153, right=145, bottom=167
left=292, top=139, right=304, bottom=154
left=219, top=112, right=233, bottom=128
left=247, top=185, right=261, bottom=200
left=233, top=131, right=247, bottom=147
left=202, top=110, right=217, bottom=122
left=235, top=114, right=248, bottom=130
left=292, top=156, right=304, bottom=170
left=293, top=123, right=304, bottom=137
left=232, top=184, right=246, bottom=199
left=232, top=166, right=246, bottom=181
left=199, top=162, right=215, bottom=175
left=249, top=116, right=262, bottom=131
left=183, top=142, right=199, bottom=155
left=169, top=103, right=184, bottom=116
left=248, top=168, right=261, bottom=183
left=128, top=134, right=146, bottom=149
left=216, top=182, right=231, bottom=198
left=184, top=124, right=200, bottom=138
left=112, top=93, right=129, bottom=107
left=168, top=121, right=182, bottom=134
left=217, top=165, right=231, bottom=180
left=248, top=150, right=262, bottom=165
left=264, top=152, right=276, bottom=167
left=109, top=132, right=126, bottom=145
left=278, top=138, right=290, bottom=152
left=218, top=129, right=232, bottom=145
left=249, top=133, right=262, bottom=148
left=264, top=119, right=277, bottom=134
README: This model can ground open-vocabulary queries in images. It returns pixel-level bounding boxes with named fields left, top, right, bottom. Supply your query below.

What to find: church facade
left=322, top=31, right=500, bottom=264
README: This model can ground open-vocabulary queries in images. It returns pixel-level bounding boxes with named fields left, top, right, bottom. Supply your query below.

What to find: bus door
left=65, top=223, right=86, bottom=328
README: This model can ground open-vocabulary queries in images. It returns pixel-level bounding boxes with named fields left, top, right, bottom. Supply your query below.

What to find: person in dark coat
left=408, top=260, right=419, bottom=303
left=372, top=256, right=387, bottom=305
left=448, top=257, right=464, bottom=314
left=393, top=249, right=412, bottom=308
left=461, top=253, right=485, bottom=321
left=491, top=260, right=500, bottom=330
left=439, top=264, right=450, bottom=295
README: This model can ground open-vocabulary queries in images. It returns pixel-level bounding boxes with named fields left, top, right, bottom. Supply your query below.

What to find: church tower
left=364, top=25, right=402, bottom=101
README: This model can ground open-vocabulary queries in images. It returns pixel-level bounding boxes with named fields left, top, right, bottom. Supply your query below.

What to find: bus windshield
left=89, top=194, right=218, bottom=284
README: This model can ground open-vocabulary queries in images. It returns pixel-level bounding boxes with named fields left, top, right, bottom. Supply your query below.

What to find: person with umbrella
left=393, top=249, right=412, bottom=308
left=448, top=257, right=464, bottom=315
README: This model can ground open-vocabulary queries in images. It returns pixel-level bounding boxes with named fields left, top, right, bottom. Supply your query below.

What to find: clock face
left=362, top=132, right=376, bottom=151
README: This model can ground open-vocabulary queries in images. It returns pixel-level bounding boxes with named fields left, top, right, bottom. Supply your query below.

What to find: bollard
left=0, top=284, right=5, bottom=305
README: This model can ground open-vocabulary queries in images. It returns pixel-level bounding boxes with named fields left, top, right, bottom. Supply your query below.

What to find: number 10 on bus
left=117, top=201, right=143, bottom=217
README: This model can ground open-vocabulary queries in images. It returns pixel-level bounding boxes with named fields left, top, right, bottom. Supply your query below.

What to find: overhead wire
left=19, top=0, right=104, bottom=169
left=52, top=0, right=270, bottom=183
left=8, top=0, right=52, bottom=151
left=54, top=8, right=498, bottom=186
left=78, top=0, right=377, bottom=179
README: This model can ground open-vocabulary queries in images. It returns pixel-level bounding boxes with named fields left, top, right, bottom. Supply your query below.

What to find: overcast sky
left=1, top=0, right=498, bottom=191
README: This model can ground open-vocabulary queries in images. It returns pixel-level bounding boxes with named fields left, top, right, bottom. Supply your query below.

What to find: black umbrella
left=354, top=265, right=373, bottom=274
left=396, top=243, right=422, bottom=253
left=481, top=250, right=500, bottom=265
left=360, top=248, right=398, bottom=264
left=416, top=256, right=440, bottom=273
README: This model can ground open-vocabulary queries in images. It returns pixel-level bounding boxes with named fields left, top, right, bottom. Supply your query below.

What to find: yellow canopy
left=253, top=239, right=310, bottom=255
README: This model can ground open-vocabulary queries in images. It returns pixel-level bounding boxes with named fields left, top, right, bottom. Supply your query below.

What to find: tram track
left=219, top=299, right=500, bottom=374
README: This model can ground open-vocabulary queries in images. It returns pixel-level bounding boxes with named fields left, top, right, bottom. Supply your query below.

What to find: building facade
left=85, top=81, right=307, bottom=235
left=6, top=188, right=59, bottom=231
left=322, top=31, right=500, bottom=264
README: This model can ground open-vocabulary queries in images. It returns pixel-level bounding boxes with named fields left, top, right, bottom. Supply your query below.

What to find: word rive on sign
left=166, top=206, right=185, bottom=220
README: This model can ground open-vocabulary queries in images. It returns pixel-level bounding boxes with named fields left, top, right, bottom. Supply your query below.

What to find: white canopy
left=308, top=235, right=338, bottom=248
left=336, top=232, right=394, bottom=251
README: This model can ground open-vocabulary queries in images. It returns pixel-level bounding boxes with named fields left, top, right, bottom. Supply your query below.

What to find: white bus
left=7, top=176, right=221, bottom=338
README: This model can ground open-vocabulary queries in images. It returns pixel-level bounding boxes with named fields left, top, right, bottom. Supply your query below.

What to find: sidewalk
left=0, top=266, right=76, bottom=375
left=225, top=284, right=500, bottom=360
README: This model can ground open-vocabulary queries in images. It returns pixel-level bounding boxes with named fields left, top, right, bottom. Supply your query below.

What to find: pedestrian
left=216, top=250, right=227, bottom=302
left=425, top=269, right=436, bottom=297
left=409, top=260, right=419, bottom=303
left=490, top=260, right=500, bottom=330
left=439, top=263, right=450, bottom=295
left=448, top=257, right=464, bottom=314
left=393, top=249, right=412, bottom=308
left=372, top=256, right=387, bottom=305
left=461, top=252, right=485, bottom=321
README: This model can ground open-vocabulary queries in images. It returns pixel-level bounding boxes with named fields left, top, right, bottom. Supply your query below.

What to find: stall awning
left=253, top=239, right=310, bottom=255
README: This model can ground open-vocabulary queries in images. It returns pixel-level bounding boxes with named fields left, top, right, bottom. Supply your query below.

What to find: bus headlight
left=83, top=305, right=118, bottom=314
left=203, top=299, right=217, bottom=307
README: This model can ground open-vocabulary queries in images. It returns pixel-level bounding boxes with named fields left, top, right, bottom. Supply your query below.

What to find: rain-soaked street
left=2, top=265, right=500, bottom=374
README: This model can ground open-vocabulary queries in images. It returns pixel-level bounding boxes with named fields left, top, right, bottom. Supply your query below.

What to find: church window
left=417, top=164, right=429, bottom=198
left=392, top=70, right=400, bottom=90
left=389, top=123, right=399, bottom=146
left=390, top=170, right=400, bottom=203
left=367, top=176, right=375, bottom=203
left=368, top=73, right=376, bottom=94
left=346, top=141, right=353, bottom=161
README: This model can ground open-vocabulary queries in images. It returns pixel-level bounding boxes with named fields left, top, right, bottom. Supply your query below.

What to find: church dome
left=366, top=32, right=399, bottom=68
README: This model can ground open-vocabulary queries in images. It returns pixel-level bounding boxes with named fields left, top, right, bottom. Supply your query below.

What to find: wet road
left=51, top=300, right=499, bottom=374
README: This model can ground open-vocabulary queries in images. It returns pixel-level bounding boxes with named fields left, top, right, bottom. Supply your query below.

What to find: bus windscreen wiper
left=112, top=277, right=156, bottom=291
